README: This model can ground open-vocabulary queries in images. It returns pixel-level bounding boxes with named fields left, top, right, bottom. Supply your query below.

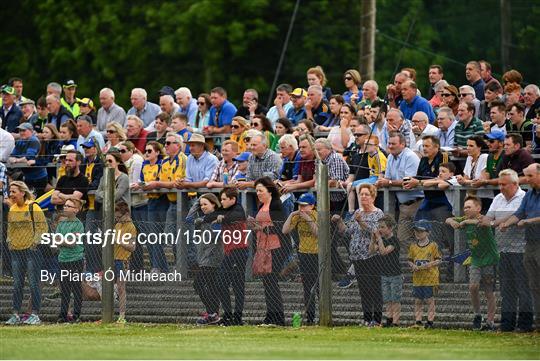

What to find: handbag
left=252, top=247, right=272, bottom=275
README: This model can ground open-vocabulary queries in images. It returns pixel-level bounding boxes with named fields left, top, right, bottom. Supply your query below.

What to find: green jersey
left=456, top=217, right=499, bottom=267
left=56, top=218, right=85, bottom=263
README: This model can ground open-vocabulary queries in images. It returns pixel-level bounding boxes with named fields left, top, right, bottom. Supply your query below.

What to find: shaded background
left=1, top=0, right=538, bottom=107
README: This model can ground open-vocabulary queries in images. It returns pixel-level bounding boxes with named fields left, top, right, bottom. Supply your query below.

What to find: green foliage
left=0, top=0, right=538, bottom=109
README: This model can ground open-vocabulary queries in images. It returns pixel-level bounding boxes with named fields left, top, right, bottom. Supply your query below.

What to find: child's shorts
left=413, top=286, right=436, bottom=300
left=114, top=260, right=129, bottom=279
left=381, top=275, right=403, bottom=303
left=469, top=265, right=496, bottom=292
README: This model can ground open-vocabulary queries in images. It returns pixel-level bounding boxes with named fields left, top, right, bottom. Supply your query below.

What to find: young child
left=56, top=199, right=85, bottom=323
left=422, top=162, right=459, bottom=214
left=370, top=215, right=402, bottom=327
left=192, top=193, right=223, bottom=326
left=231, top=152, right=251, bottom=183
left=216, top=188, right=249, bottom=326
left=113, top=202, right=137, bottom=324
left=407, top=220, right=441, bottom=329
left=282, top=193, right=318, bottom=325
left=446, top=196, right=499, bottom=331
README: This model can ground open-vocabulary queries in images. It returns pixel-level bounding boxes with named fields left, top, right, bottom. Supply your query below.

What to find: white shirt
left=413, top=123, right=439, bottom=154
left=327, top=126, right=353, bottom=153
left=463, top=153, right=493, bottom=198
left=267, top=101, right=293, bottom=126
left=0, top=127, right=15, bottom=162
left=77, top=130, right=105, bottom=154
left=486, top=188, right=526, bottom=253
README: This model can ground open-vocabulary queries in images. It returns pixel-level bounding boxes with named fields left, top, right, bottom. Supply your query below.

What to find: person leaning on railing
left=5, top=181, right=48, bottom=326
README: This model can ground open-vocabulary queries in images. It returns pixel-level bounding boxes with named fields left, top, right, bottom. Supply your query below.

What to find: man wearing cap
left=0, top=118, right=15, bottom=162
left=46, top=94, right=72, bottom=129
left=207, top=87, right=237, bottom=135
left=286, top=88, right=308, bottom=125
left=127, top=88, right=161, bottom=128
left=175, top=87, right=198, bottom=126
left=76, top=115, right=105, bottom=153
left=97, top=88, right=127, bottom=134
left=473, top=130, right=505, bottom=187
left=237, top=133, right=282, bottom=189
left=61, top=80, right=81, bottom=117
left=8, top=123, right=48, bottom=196
left=207, top=140, right=239, bottom=188
left=52, top=150, right=89, bottom=209
left=19, top=99, right=38, bottom=127
left=0, top=85, right=23, bottom=133
left=305, top=85, right=330, bottom=126
left=266, top=84, right=293, bottom=125
left=176, top=133, right=218, bottom=191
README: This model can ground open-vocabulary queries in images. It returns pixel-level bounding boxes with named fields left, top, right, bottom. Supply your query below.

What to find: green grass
left=0, top=324, right=538, bottom=359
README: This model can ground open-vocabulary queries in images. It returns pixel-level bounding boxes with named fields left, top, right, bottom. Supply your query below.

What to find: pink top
left=255, top=204, right=281, bottom=250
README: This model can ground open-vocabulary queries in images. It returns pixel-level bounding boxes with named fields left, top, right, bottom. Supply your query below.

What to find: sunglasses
left=244, top=137, right=251, bottom=142
left=344, top=77, right=353, bottom=81
left=441, top=93, right=453, bottom=97
left=119, top=149, right=128, bottom=154
left=197, top=102, right=205, bottom=105
left=165, top=141, right=179, bottom=146
left=107, top=159, right=114, bottom=164
left=106, top=129, right=116, bottom=134
left=231, top=124, right=241, bottom=129
left=354, top=133, right=368, bottom=137
left=459, top=93, right=473, bottom=97
left=252, top=123, right=260, bottom=127
left=145, top=149, right=154, bottom=154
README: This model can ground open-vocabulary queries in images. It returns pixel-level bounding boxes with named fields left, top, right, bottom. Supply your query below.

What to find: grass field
left=0, top=323, right=538, bottom=359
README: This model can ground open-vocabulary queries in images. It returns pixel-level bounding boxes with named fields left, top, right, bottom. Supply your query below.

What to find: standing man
left=1, top=85, right=23, bottom=133
left=97, top=88, right=126, bottom=134
left=427, top=65, right=444, bottom=100
left=127, top=88, right=161, bottom=128
left=266, top=84, right=293, bottom=125
left=376, top=132, right=423, bottom=246
left=499, top=164, right=540, bottom=331
left=480, top=169, right=532, bottom=332
left=207, top=87, right=237, bottom=135
left=479, top=60, right=501, bottom=87
left=61, top=80, right=80, bottom=117
left=465, top=61, right=486, bottom=101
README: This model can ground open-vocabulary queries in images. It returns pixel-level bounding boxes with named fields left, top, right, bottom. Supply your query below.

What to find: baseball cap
left=159, top=86, right=175, bottom=98
left=16, top=122, right=33, bottom=131
left=1, top=85, right=15, bottom=95
left=19, top=99, right=35, bottom=106
left=296, top=193, right=316, bottom=205
left=290, top=88, right=307, bottom=98
left=81, top=139, right=96, bottom=148
left=78, top=97, right=94, bottom=108
left=233, top=152, right=251, bottom=162
left=413, top=220, right=432, bottom=232
left=63, top=80, right=77, bottom=88
left=485, top=129, right=505, bottom=142
left=54, top=144, right=76, bottom=159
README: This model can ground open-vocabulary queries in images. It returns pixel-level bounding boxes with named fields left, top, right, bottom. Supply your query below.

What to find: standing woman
left=252, top=114, right=278, bottom=152
left=191, top=93, right=211, bottom=133
left=95, top=151, right=130, bottom=208
left=59, top=119, right=78, bottom=148
left=327, top=103, right=355, bottom=153
left=342, top=69, right=363, bottom=105
left=5, top=181, right=48, bottom=325
left=230, top=116, right=250, bottom=153
left=332, top=184, right=385, bottom=326
left=318, top=95, right=345, bottom=132
left=307, top=66, right=332, bottom=101
left=249, top=177, right=288, bottom=326
left=37, top=123, right=62, bottom=184
left=102, top=122, right=127, bottom=153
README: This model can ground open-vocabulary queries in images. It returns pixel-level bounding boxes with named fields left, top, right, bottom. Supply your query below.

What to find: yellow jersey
left=7, top=201, right=48, bottom=250
left=140, top=161, right=162, bottom=199
left=408, top=241, right=441, bottom=286
left=290, top=210, right=318, bottom=254
left=84, top=162, right=96, bottom=210
left=367, top=149, right=387, bottom=177
left=159, top=153, right=187, bottom=202
left=114, top=221, right=137, bottom=261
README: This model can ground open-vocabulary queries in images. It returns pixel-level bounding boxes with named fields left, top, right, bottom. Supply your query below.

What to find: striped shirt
left=454, top=117, right=484, bottom=147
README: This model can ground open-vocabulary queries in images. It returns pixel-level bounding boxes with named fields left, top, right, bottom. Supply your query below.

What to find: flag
left=444, top=249, right=472, bottom=265
left=36, top=189, right=55, bottom=212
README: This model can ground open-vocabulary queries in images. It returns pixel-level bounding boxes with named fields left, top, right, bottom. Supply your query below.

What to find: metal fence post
left=101, top=168, right=115, bottom=323
left=316, top=162, right=332, bottom=327
left=176, top=190, right=188, bottom=276
left=452, top=187, right=467, bottom=282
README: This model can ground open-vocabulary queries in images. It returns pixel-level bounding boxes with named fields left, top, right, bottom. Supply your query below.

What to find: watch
left=490, top=220, right=495, bottom=227
left=389, top=180, right=393, bottom=186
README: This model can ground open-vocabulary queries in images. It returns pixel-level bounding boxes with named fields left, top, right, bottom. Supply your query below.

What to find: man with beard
left=52, top=150, right=89, bottom=211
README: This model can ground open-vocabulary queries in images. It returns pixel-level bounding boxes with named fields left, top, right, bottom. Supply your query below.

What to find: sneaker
left=5, top=314, right=20, bottom=325
left=116, top=316, right=127, bottom=324
left=424, top=321, right=434, bottom=329
left=20, top=313, right=30, bottom=322
left=410, top=321, right=423, bottom=329
left=368, top=321, right=381, bottom=328
left=45, top=291, right=62, bottom=301
left=56, top=316, right=69, bottom=324
left=384, top=318, right=394, bottom=328
left=481, top=322, right=496, bottom=331
left=337, top=275, right=356, bottom=289
left=197, top=313, right=220, bottom=326
left=23, top=314, right=41, bottom=325
left=472, top=315, right=482, bottom=330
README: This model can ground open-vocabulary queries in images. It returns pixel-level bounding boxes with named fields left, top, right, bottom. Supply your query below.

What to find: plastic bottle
left=223, top=172, right=229, bottom=185
left=292, top=312, right=302, bottom=328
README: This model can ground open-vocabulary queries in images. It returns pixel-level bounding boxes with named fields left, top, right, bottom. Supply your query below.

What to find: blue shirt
left=178, top=129, right=192, bottom=155
left=179, top=99, right=198, bottom=127
left=286, top=107, right=307, bottom=125
left=279, top=151, right=301, bottom=181
left=385, top=148, right=423, bottom=203
left=127, top=101, right=161, bottom=128
left=185, top=151, right=219, bottom=182
left=471, top=78, right=486, bottom=101
left=514, top=187, right=540, bottom=243
left=11, top=135, right=48, bottom=180
left=342, top=90, right=363, bottom=104
left=208, top=100, right=237, bottom=128
left=77, top=130, right=105, bottom=154
left=399, top=95, right=436, bottom=123
left=437, top=120, right=457, bottom=148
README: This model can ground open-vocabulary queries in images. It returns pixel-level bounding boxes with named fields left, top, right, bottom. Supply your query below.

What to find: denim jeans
left=147, top=197, right=169, bottom=272
left=11, top=249, right=41, bottom=313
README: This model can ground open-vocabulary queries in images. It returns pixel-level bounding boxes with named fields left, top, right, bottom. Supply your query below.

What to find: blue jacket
left=11, top=135, right=48, bottom=179
left=1, top=104, right=23, bottom=133
left=399, top=95, right=436, bottom=124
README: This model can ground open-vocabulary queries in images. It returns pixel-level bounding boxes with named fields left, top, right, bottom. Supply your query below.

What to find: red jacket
left=130, top=129, right=148, bottom=153
left=221, top=203, right=249, bottom=255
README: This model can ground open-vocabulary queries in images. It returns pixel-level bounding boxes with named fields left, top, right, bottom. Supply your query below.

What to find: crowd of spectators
left=0, top=62, right=539, bottom=330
